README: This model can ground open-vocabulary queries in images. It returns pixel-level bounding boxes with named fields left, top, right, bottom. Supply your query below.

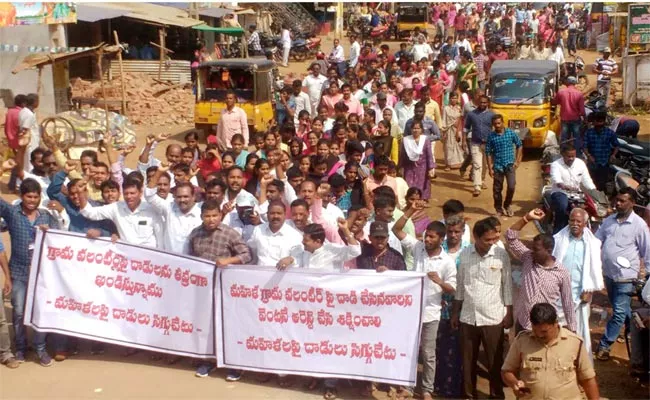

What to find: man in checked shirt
left=188, top=199, right=251, bottom=380
left=486, top=114, right=522, bottom=217
left=505, top=208, right=577, bottom=334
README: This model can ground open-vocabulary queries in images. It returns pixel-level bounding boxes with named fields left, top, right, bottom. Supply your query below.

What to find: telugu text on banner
left=215, top=266, right=425, bottom=386
left=24, top=229, right=216, bottom=358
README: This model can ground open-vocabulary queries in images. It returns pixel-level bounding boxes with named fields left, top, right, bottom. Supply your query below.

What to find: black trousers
left=493, top=166, right=516, bottom=210
left=460, top=322, right=505, bottom=399
left=588, top=163, right=610, bottom=192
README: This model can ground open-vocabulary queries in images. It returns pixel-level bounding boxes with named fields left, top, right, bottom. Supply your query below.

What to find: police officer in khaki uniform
left=501, top=303, right=600, bottom=399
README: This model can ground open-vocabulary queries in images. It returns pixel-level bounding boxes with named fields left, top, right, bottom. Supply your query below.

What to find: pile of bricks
left=70, top=73, right=194, bottom=125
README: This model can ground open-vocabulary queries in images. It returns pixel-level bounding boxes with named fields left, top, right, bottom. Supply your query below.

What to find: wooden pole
left=113, top=30, right=127, bottom=116
left=97, top=50, right=111, bottom=139
left=36, top=66, right=43, bottom=120
left=158, top=28, right=165, bottom=80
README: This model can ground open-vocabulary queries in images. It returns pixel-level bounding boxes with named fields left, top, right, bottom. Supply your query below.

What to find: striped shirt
left=505, top=229, right=577, bottom=331
left=456, top=244, right=513, bottom=326
left=594, top=57, right=617, bottom=81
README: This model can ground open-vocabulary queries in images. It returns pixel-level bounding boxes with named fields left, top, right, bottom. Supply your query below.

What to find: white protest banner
left=24, top=229, right=216, bottom=358
left=215, top=266, right=424, bottom=386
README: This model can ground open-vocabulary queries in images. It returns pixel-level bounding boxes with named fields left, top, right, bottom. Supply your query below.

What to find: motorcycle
left=613, top=136, right=650, bottom=169
left=536, top=186, right=609, bottom=235
left=612, top=164, right=650, bottom=217
left=537, top=129, right=609, bottom=234
left=563, top=55, right=585, bottom=80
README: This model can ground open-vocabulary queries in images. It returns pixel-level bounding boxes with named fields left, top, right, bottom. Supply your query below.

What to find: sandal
left=505, top=207, right=514, bottom=217
left=323, top=388, right=338, bottom=400
left=472, top=189, right=480, bottom=197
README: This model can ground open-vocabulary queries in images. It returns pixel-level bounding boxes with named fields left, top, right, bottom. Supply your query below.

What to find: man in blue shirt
left=595, top=188, right=650, bottom=361
left=464, top=95, right=496, bottom=197
left=47, top=165, right=117, bottom=236
left=486, top=114, right=523, bottom=217
left=47, top=164, right=118, bottom=361
left=0, top=178, right=59, bottom=366
left=583, top=112, right=618, bottom=191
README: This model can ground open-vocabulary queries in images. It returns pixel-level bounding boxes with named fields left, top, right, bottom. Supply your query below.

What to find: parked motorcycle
left=536, top=185, right=608, bottom=234
left=612, top=164, right=650, bottom=216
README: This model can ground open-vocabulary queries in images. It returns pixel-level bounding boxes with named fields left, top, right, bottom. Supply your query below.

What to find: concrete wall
left=0, top=24, right=56, bottom=116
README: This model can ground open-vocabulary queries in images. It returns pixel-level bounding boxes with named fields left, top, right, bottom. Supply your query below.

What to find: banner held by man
left=215, top=266, right=425, bottom=386
left=24, top=229, right=216, bottom=358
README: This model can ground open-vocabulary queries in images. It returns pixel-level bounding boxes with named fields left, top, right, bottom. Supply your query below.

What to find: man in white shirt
left=349, top=34, right=361, bottom=69
left=395, top=88, right=416, bottom=132
left=81, top=178, right=163, bottom=248
left=17, top=94, right=39, bottom=171
left=291, top=80, right=312, bottom=125
left=247, top=200, right=303, bottom=266
left=280, top=25, right=291, bottom=67
left=144, top=166, right=202, bottom=254
left=549, top=144, right=597, bottom=234
left=221, top=166, right=258, bottom=217
left=298, top=180, right=344, bottom=227
left=302, top=63, right=328, bottom=116
left=547, top=42, right=566, bottom=77
left=412, top=35, right=434, bottom=62
left=277, top=220, right=360, bottom=270
left=393, top=208, right=456, bottom=400
left=371, top=93, right=397, bottom=125
left=329, top=38, right=346, bottom=77
left=454, top=32, right=472, bottom=56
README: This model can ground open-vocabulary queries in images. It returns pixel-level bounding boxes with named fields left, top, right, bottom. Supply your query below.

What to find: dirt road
left=2, top=38, right=649, bottom=399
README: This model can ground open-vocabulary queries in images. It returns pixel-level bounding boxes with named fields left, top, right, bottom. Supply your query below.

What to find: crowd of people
left=1, top=2, right=649, bottom=399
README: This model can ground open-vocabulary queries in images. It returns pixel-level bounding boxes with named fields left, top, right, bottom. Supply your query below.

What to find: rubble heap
left=70, top=73, right=194, bottom=125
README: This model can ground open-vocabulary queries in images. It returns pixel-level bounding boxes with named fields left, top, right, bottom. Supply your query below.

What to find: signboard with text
left=629, top=4, right=650, bottom=45
left=215, top=266, right=425, bottom=386
left=25, top=230, right=216, bottom=358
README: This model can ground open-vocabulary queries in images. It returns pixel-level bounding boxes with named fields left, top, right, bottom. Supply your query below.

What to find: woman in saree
left=441, top=92, right=464, bottom=170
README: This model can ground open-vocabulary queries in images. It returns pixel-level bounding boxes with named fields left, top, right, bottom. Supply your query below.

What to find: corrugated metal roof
left=77, top=4, right=129, bottom=23
left=12, top=44, right=121, bottom=74
left=76, top=3, right=204, bottom=27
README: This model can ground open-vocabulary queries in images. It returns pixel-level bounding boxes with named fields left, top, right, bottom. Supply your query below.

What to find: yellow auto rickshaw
left=397, top=3, right=431, bottom=39
left=194, top=58, right=274, bottom=136
left=488, top=60, right=561, bottom=148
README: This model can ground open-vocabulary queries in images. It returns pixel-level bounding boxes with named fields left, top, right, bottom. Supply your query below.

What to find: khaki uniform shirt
left=502, top=327, right=595, bottom=400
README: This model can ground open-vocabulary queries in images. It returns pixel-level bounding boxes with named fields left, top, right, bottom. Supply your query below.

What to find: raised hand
left=158, top=162, right=171, bottom=173
left=155, top=132, right=171, bottom=142
left=337, top=217, right=349, bottom=231
left=146, top=135, right=156, bottom=146
left=260, top=174, right=274, bottom=186
left=64, top=160, right=77, bottom=174
left=526, top=208, right=545, bottom=221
